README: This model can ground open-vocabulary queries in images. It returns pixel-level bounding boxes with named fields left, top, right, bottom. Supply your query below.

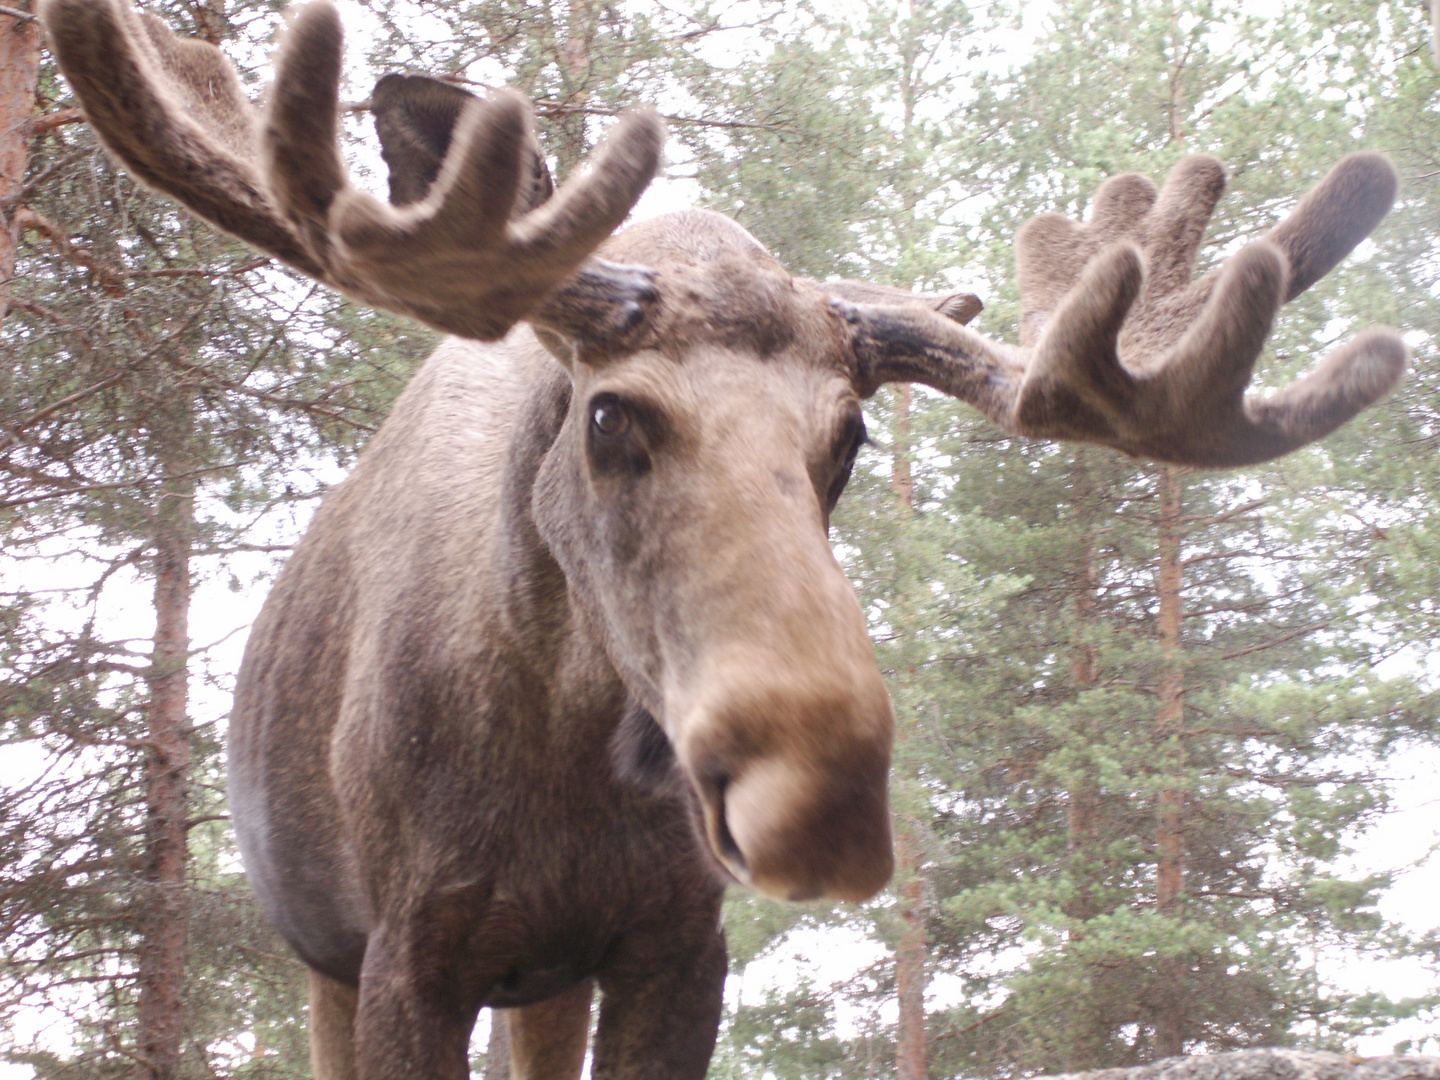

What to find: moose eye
left=587, top=394, right=652, bottom=477
left=592, top=397, right=630, bottom=437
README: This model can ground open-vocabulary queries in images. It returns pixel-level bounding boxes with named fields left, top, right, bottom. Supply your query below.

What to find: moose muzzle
left=671, top=647, right=895, bottom=903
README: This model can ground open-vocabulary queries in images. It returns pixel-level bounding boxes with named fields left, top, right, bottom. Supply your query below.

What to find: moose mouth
left=694, top=760, right=841, bottom=903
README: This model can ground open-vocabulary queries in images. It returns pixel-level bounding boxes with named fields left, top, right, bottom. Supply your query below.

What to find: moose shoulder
left=40, top=0, right=1407, bottom=1077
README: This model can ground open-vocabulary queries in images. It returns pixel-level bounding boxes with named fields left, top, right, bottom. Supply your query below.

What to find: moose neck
left=488, top=350, right=632, bottom=727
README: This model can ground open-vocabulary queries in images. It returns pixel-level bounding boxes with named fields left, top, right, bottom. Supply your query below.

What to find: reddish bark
left=1154, top=465, right=1187, bottom=1059
left=890, top=382, right=927, bottom=1080
left=1, top=0, right=42, bottom=323
left=1061, top=453, right=1106, bottom=1072
left=1066, top=452, right=1100, bottom=914
left=136, top=448, right=195, bottom=1080
left=894, top=829, right=927, bottom=1080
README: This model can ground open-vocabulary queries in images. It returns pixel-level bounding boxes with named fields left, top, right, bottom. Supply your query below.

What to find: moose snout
left=679, top=678, right=895, bottom=903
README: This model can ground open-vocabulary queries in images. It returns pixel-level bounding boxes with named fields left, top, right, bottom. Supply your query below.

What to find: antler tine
left=271, top=1, right=664, bottom=340
left=1017, top=172, right=1156, bottom=347
left=1267, top=151, right=1397, bottom=300
left=261, top=0, right=348, bottom=269
left=1138, top=154, right=1226, bottom=299
left=40, top=0, right=326, bottom=278
left=509, top=110, right=666, bottom=267
left=845, top=152, right=1405, bottom=468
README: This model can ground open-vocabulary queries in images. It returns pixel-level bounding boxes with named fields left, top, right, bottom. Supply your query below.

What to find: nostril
left=703, top=770, right=748, bottom=872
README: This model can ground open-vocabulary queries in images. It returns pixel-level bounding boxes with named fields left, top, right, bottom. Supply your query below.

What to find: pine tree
left=704, top=0, right=1440, bottom=1073
left=1, top=1, right=432, bottom=1075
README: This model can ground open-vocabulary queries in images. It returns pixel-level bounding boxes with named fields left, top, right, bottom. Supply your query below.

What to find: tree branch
left=15, top=208, right=125, bottom=294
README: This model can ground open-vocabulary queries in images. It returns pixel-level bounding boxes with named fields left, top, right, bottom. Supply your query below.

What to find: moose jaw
left=39, top=0, right=1408, bottom=1077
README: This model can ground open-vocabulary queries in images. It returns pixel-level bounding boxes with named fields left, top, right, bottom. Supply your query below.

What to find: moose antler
left=40, top=0, right=664, bottom=342
left=840, top=153, right=1405, bottom=468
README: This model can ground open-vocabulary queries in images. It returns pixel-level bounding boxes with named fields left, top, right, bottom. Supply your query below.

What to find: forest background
left=2, top=0, right=1439, bottom=1078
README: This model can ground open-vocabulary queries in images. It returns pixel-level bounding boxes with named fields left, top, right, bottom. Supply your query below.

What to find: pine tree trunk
left=1153, top=465, right=1186, bottom=1059
left=0, top=0, right=41, bottom=324
left=891, top=383, right=927, bottom=1080
left=1066, top=451, right=1100, bottom=919
left=1063, top=452, right=1104, bottom=1073
left=895, top=828, right=927, bottom=1080
left=136, top=446, right=195, bottom=1080
left=553, top=0, right=593, bottom=180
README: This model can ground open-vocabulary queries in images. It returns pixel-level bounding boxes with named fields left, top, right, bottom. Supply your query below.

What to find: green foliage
left=707, top=0, right=1440, bottom=1074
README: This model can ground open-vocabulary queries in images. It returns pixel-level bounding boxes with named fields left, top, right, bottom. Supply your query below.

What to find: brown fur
left=38, top=4, right=1411, bottom=1078
left=226, top=212, right=888, bottom=1079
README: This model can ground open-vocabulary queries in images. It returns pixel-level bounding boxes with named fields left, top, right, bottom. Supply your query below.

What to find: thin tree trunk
left=890, top=382, right=927, bottom=1080
left=0, top=0, right=41, bottom=323
left=136, top=438, right=195, bottom=1080
left=1066, top=451, right=1100, bottom=918
left=1062, top=452, right=1103, bottom=1073
left=552, top=0, right=593, bottom=180
left=895, top=828, right=927, bottom=1080
left=1153, top=464, right=1187, bottom=1059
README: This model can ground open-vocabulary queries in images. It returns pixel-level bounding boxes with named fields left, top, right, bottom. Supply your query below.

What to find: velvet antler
left=40, top=0, right=664, bottom=342
left=840, top=153, right=1405, bottom=468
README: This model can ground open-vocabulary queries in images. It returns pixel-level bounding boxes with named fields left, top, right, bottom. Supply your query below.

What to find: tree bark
left=1066, top=451, right=1100, bottom=919
left=552, top=0, right=593, bottom=180
left=135, top=436, right=195, bottom=1080
left=0, top=0, right=41, bottom=324
left=890, top=382, right=927, bottom=1080
left=1062, top=452, right=1105, bottom=1073
left=895, top=828, right=927, bottom=1080
left=1153, top=465, right=1187, bottom=1059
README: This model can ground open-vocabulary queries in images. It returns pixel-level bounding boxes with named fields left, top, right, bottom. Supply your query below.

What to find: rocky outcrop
left=1036, top=1051, right=1440, bottom=1080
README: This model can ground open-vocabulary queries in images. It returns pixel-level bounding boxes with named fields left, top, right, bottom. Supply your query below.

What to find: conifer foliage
left=715, top=0, right=1440, bottom=1075
left=1, top=1, right=430, bottom=1075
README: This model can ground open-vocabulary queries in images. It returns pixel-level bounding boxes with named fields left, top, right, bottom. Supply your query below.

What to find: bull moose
left=40, top=0, right=1407, bottom=1076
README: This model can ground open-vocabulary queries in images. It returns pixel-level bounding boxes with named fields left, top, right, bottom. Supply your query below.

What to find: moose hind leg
left=309, top=970, right=359, bottom=1080
left=505, top=979, right=594, bottom=1080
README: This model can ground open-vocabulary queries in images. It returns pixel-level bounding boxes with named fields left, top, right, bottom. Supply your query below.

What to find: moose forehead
left=593, top=211, right=855, bottom=375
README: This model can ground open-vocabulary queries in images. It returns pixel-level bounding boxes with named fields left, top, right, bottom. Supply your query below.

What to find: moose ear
left=808, top=278, right=983, bottom=326
left=371, top=73, right=555, bottom=211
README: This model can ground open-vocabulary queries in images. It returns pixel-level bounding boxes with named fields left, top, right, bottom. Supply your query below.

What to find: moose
left=40, top=0, right=1406, bottom=1076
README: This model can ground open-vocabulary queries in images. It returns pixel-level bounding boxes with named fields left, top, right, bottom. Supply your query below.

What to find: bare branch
left=15, top=207, right=125, bottom=293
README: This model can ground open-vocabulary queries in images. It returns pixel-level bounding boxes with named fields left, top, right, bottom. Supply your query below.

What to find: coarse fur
left=38, top=0, right=1413, bottom=1077
left=230, top=211, right=895, bottom=1079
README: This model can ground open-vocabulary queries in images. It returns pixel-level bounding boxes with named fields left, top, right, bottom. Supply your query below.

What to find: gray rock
left=1034, top=1050, right=1440, bottom=1080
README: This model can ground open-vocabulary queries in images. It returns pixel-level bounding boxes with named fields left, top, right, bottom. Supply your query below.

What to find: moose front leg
left=350, top=923, right=484, bottom=1080
left=589, top=920, right=728, bottom=1080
